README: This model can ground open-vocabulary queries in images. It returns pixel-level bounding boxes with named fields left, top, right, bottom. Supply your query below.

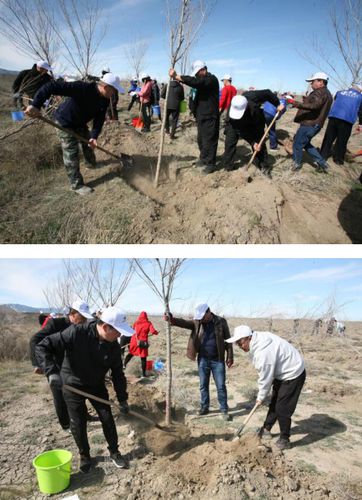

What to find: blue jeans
left=264, top=112, right=278, bottom=149
left=293, top=124, right=327, bottom=167
left=198, top=357, right=228, bottom=412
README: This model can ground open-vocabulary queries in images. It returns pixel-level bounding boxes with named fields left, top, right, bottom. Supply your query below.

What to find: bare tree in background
left=0, top=0, right=58, bottom=65
left=124, top=36, right=149, bottom=79
left=43, top=259, right=134, bottom=311
left=299, top=0, right=361, bottom=88
left=133, top=258, right=186, bottom=425
left=154, top=0, right=215, bottom=187
left=51, top=0, right=107, bottom=78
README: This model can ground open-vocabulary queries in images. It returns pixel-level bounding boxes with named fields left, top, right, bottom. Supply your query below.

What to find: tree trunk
left=165, top=301, right=172, bottom=425
left=154, top=78, right=172, bottom=187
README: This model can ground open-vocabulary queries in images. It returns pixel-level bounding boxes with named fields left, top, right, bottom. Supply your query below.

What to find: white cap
left=36, top=60, right=53, bottom=72
left=221, top=74, right=232, bottom=81
left=305, top=72, right=329, bottom=82
left=102, top=66, right=111, bottom=73
left=70, top=300, right=93, bottom=319
left=100, top=307, right=134, bottom=336
left=226, top=325, right=253, bottom=343
left=100, top=73, right=125, bottom=93
left=191, top=60, right=206, bottom=77
left=132, top=76, right=138, bottom=81
left=50, top=312, right=57, bottom=318
left=140, top=72, right=150, bottom=80
left=229, top=95, right=248, bottom=119
left=193, top=303, right=209, bottom=320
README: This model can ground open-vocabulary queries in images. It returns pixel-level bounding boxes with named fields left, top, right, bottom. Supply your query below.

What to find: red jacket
left=219, top=85, right=237, bottom=111
left=129, top=311, right=158, bottom=357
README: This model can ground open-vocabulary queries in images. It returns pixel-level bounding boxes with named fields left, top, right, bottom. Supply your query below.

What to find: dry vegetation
left=0, top=311, right=361, bottom=499
left=1, top=75, right=362, bottom=244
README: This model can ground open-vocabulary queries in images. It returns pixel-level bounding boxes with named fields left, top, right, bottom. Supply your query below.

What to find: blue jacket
left=329, top=88, right=362, bottom=125
left=32, top=81, right=109, bottom=139
left=263, top=97, right=287, bottom=119
left=128, top=81, right=141, bottom=93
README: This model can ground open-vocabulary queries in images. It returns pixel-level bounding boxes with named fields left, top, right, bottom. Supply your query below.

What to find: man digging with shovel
left=226, top=325, right=306, bottom=450
left=36, top=307, right=134, bottom=472
left=25, top=73, right=124, bottom=195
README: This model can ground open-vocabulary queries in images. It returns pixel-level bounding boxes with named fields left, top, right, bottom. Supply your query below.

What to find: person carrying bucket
left=124, top=311, right=158, bottom=377
left=36, top=307, right=134, bottom=473
left=12, top=60, right=53, bottom=109
left=30, top=300, right=94, bottom=432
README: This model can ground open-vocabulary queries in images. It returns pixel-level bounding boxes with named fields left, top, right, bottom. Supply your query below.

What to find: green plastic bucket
left=33, top=449, right=72, bottom=494
left=179, top=100, right=187, bottom=113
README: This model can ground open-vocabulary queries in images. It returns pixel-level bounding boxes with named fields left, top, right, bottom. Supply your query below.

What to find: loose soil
left=1, top=313, right=361, bottom=499
left=1, top=76, right=361, bottom=243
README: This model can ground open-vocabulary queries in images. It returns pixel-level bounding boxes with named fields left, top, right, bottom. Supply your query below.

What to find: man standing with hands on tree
left=164, top=303, right=233, bottom=421
left=169, top=61, right=220, bottom=174
left=226, top=325, right=306, bottom=450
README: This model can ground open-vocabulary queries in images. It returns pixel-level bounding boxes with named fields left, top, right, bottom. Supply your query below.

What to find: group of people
left=13, top=58, right=361, bottom=194
left=30, top=298, right=306, bottom=474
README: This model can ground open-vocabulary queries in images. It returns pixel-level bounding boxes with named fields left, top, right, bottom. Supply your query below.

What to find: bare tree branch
left=124, top=36, right=149, bottom=79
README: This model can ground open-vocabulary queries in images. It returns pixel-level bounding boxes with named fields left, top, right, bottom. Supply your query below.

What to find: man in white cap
left=36, top=306, right=133, bottom=472
left=163, top=304, right=233, bottom=420
left=226, top=325, right=306, bottom=450
left=30, top=300, right=94, bottom=432
left=12, top=60, right=53, bottom=109
left=320, top=81, right=362, bottom=165
left=25, top=73, right=125, bottom=195
left=221, top=89, right=284, bottom=174
left=169, top=61, right=220, bottom=174
left=219, top=75, right=237, bottom=117
left=288, top=72, right=332, bottom=173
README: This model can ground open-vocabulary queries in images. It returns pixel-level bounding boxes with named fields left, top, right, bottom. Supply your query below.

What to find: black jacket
left=32, top=81, right=109, bottom=139
left=181, top=72, right=219, bottom=119
left=30, top=316, right=70, bottom=368
left=12, top=64, right=52, bottom=98
left=161, top=80, right=185, bottom=110
left=226, top=89, right=280, bottom=142
left=36, top=321, right=128, bottom=403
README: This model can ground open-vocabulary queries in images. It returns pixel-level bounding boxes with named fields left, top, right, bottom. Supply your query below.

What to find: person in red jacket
left=124, top=311, right=158, bottom=377
left=219, top=74, right=237, bottom=115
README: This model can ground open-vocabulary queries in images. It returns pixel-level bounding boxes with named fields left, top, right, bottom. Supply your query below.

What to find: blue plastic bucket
left=11, top=111, right=25, bottom=121
left=152, top=105, right=161, bottom=116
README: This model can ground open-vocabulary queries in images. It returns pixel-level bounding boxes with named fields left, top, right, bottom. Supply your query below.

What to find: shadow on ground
left=337, top=186, right=362, bottom=243
left=292, top=413, right=347, bottom=447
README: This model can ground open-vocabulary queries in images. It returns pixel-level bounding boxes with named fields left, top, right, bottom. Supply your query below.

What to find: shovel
left=32, top=114, right=133, bottom=168
left=240, top=111, right=281, bottom=181
left=233, top=402, right=260, bottom=440
left=63, top=384, right=167, bottom=431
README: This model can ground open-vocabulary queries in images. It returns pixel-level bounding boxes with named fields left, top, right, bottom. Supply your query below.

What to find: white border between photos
left=0, top=244, right=360, bottom=259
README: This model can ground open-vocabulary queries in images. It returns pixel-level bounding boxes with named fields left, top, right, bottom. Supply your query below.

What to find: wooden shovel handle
left=234, top=402, right=260, bottom=436
left=245, top=110, right=281, bottom=170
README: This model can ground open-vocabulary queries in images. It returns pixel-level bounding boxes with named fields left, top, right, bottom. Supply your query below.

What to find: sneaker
left=275, top=437, right=291, bottom=450
left=313, top=161, right=329, bottom=173
left=202, top=164, right=217, bottom=175
left=290, top=162, right=301, bottom=172
left=80, top=454, right=91, bottom=473
left=62, top=426, right=72, bottom=434
left=85, top=162, right=98, bottom=170
left=110, top=452, right=128, bottom=469
left=198, top=407, right=209, bottom=416
left=333, top=159, right=344, bottom=165
left=221, top=412, right=232, bottom=421
left=193, top=159, right=205, bottom=168
left=257, top=427, right=272, bottom=440
left=73, top=185, right=94, bottom=195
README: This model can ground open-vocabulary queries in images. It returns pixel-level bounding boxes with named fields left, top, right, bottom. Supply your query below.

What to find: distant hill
left=0, top=303, right=50, bottom=313
left=0, top=68, right=18, bottom=75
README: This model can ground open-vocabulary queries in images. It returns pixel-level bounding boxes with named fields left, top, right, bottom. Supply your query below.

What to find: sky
left=0, top=0, right=352, bottom=93
left=0, top=258, right=361, bottom=320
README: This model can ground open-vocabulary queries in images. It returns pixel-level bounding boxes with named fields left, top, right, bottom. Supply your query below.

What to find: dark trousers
left=124, top=354, right=147, bottom=376
left=165, top=108, right=180, bottom=137
left=263, top=370, right=306, bottom=440
left=223, top=126, right=267, bottom=167
left=320, top=117, right=353, bottom=163
left=141, top=103, right=152, bottom=131
left=264, top=112, right=278, bottom=148
left=63, top=385, right=118, bottom=457
left=48, top=380, right=70, bottom=429
left=120, top=336, right=131, bottom=365
left=197, top=116, right=219, bottom=166
left=128, top=95, right=139, bottom=111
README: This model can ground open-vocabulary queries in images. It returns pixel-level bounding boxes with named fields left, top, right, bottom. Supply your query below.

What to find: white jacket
left=249, top=331, right=305, bottom=402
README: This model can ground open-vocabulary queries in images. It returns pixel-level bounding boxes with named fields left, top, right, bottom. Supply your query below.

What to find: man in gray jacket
left=164, top=304, right=233, bottom=420
left=227, top=325, right=306, bottom=450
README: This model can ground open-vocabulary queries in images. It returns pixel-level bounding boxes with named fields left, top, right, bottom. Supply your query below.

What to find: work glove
left=48, top=373, right=63, bottom=389
left=119, top=400, right=129, bottom=415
